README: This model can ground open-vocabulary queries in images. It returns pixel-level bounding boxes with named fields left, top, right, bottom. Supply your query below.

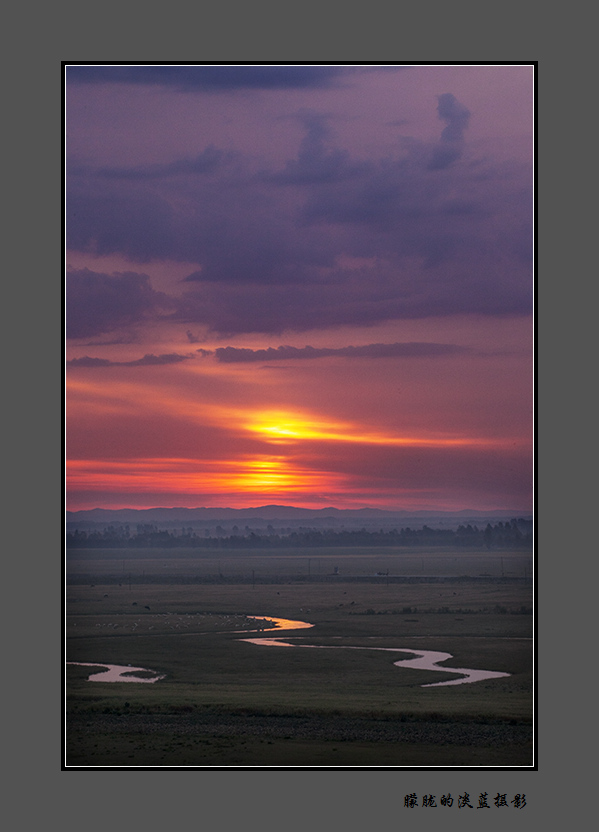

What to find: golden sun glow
left=243, top=409, right=504, bottom=448
left=244, top=412, right=348, bottom=442
left=66, top=455, right=340, bottom=496
left=67, top=376, right=513, bottom=452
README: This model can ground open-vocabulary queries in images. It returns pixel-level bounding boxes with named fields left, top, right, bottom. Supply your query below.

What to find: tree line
left=66, top=519, right=532, bottom=550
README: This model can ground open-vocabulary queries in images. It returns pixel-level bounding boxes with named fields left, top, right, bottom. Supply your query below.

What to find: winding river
left=241, top=638, right=510, bottom=687
left=66, top=661, right=165, bottom=683
left=240, top=617, right=510, bottom=686
left=68, top=614, right=510, bottom=687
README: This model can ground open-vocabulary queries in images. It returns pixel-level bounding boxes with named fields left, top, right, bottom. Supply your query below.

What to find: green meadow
left=66, top=547, right=533, bottom=767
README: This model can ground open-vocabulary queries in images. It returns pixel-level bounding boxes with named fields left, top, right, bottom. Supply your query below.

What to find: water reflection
left=236, top=616, right=315, bottom=633
left=67, top=661, right=165, bottom=683
left=68, top=614, right=509, bottom=688
left=66, top=616, right=311, bottom=684
left=240, top=639, right=510, bottom=687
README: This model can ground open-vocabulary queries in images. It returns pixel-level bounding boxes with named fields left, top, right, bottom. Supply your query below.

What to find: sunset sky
left=65, top=64, right=534, bottom=513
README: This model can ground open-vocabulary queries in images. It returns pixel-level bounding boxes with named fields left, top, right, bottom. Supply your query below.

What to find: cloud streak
left=67, top=353, right=192, bottom=368
left=213, top=342, right=470, bottom=363
left=66, top=65, right=356, bottom=91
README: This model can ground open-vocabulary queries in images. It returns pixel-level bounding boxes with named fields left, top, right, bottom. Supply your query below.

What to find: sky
left=65, top=64, right=534, bottom=513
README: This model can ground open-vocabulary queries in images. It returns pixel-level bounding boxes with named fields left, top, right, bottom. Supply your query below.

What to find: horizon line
left=66, top=503, right=533, bottom=515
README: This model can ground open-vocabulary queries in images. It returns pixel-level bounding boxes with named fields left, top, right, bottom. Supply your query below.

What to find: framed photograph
left=65, top=63, right=534, bottom=774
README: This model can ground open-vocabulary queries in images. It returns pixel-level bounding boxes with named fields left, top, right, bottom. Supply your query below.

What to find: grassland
left=65, top=546, right=533, bottom=768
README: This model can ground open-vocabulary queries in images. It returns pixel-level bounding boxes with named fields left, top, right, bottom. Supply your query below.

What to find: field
left=65, top=546, right=534, bottom=768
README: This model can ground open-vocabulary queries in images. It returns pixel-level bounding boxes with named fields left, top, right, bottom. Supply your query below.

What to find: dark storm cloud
left=66, top=65, right=350, bottom=91
left=67, top=353, right=191, bottom=368
left=66, top=269, right=173, bottom=339
left=213, top=342, right=469, bottom=362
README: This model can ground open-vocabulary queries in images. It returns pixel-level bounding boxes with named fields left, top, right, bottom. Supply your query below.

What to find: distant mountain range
left=66, top=504, right=531, bottom=525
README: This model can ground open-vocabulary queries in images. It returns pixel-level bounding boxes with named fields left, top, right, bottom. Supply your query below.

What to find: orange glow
left=244, top=411, right=349, bottom=442
left=66, top=456, right=342, bottom=496
left=242, top=409, right=510, bottom=448
left=67, top=376, right=516, bottom=451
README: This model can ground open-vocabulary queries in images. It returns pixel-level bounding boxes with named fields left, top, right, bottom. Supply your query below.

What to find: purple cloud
left=428, top=93, right=471, bottom=170
left=66, top=88, right=532, bottom=336
left=97, top=146, right=231, bottom=180
left=265, top=113, right=372, bottom=186
left=66, top=269, right=173, bottom=339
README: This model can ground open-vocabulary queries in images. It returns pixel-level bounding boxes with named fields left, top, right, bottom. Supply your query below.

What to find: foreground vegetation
left=65, top=548, right=533, bottom=767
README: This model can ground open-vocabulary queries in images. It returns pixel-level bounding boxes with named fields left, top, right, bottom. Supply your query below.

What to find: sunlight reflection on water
left=235, top=615, right=315, bottom=633
left=68, top=614, right=509, bottom=687
left=240, top=638, right=510, bottom=687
